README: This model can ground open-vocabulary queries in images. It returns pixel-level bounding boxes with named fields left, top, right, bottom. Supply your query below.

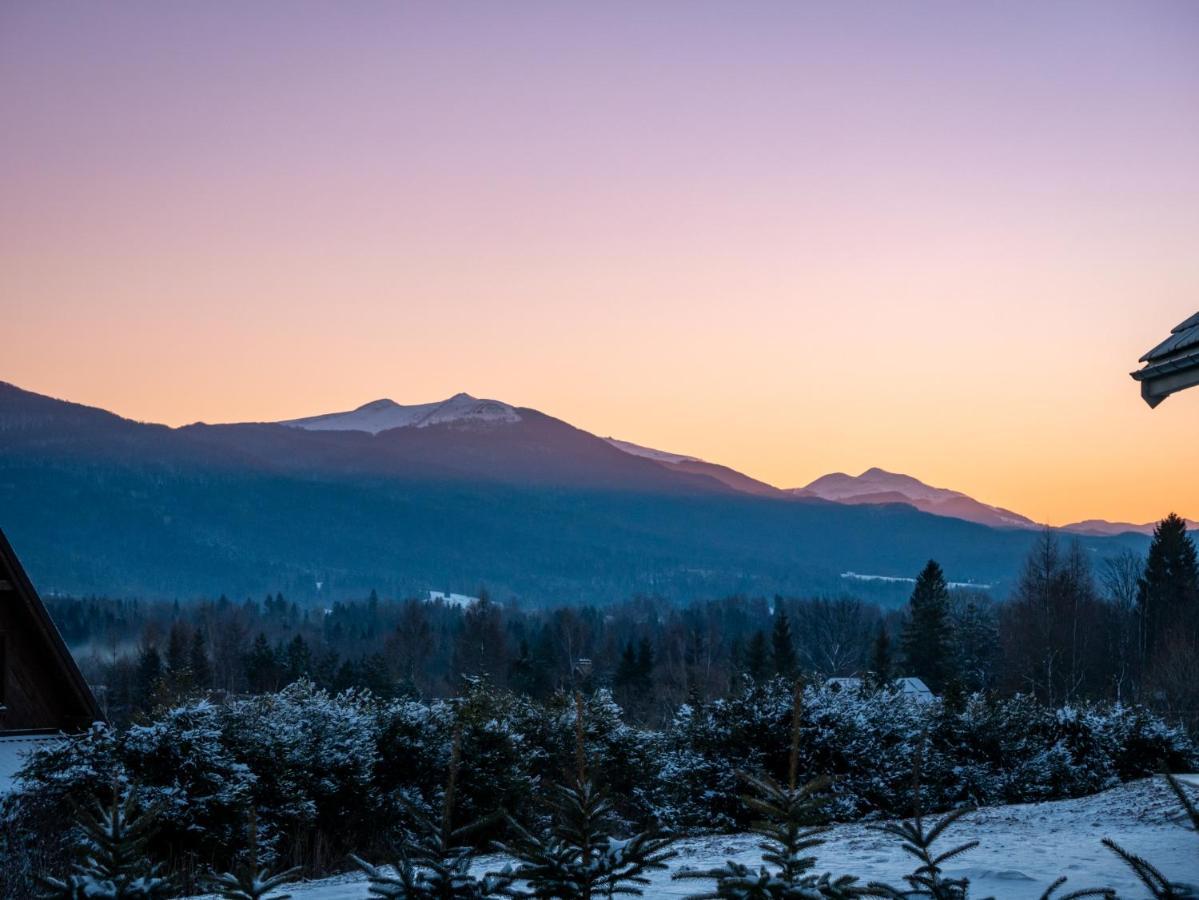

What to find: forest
left=55, top=515, right=1199, bottom=731
left=2, top=515, right=1197, bottom=895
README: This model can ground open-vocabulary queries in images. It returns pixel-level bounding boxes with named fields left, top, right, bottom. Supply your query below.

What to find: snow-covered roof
left=0, top=732, right=62, bottom=794
left=824, top=675, right=934, bottom=703
left=894, top=677, right=933, bottom=699
left=1132, top=311, right=1199, bottom=407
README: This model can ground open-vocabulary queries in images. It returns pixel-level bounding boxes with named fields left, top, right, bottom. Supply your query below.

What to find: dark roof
left=0, top=529, right=103, bottom=726
left=1140, top=312, right=1199, bottom=363
left=1131, top=311, right=1199, bottom=407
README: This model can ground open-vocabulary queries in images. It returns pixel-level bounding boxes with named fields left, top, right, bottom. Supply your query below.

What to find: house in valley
left=825, top=675, right=935, bottom=704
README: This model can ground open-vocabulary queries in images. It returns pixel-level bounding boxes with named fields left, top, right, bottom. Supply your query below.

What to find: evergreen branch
left=1100, top=838, right=1179, bottom=899
left=1163, top=773, right=1199, bottom=833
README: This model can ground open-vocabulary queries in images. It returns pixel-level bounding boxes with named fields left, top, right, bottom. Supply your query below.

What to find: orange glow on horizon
left=3, top=3, right=1197, bottom=527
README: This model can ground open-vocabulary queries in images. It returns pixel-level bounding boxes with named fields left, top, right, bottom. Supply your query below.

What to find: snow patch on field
left=236, top=777, right=1197, bottom=899
left=841, top=571, right=993, bottom=590
left=427, top=590, right=482, bottom=608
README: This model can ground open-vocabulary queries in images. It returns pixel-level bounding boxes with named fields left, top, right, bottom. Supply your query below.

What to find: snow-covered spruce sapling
left=36, top=781, right=172, bottom=899
left=491, top=693, right=676, bottom=899
left=673, top=681, right=872, bottom=899
left=204, top=809, right=302, bottom=900
left=1101, top=773, right=1198, bottom=900
left=352, top=726, right=513, bottom=899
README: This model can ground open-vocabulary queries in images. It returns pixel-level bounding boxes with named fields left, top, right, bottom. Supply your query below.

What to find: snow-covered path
left=215, top=776, right=1198, bottom=899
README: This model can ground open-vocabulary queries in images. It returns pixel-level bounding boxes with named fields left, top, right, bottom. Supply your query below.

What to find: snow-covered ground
left=427, top=590, right=482, bottom=608
left=229, top=776, right=1197, bottom=899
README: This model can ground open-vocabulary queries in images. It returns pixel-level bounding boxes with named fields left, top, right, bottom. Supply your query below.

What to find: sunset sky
left=3, top=2, right=1198, bottom=526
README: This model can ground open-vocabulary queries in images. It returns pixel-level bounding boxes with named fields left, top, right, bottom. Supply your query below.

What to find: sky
left=3, top=1, right=1198, bottom=526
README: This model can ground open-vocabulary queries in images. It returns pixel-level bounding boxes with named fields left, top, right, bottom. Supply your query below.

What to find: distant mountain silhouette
left=0, top=381, right=1150, bottom=603
left=603, top=441, right=1185, bottom=538
left=1058, top=517, right=1199, bottom=536
left=790, top=467, right=1039, bottom=530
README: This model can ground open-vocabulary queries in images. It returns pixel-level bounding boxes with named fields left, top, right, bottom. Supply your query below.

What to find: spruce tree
left=166, top=623, right=192, bottom=692
left=133, top=647, right=162, bottom=712
left=1137, top=513, right=1199, bottom=665
left=867, top=744, right=976, bottom=900
left=205, top=811, right=300, bottom=900
left=614, top=642, right=639, bottom=691
left=635, top=637, right=655, bottom=692
left=950, top=600, right=995, bottom=693
left=674, top=683, right=868, bottom=899
left=284, top=634, right=313, bottom=683
left=190, top=628, right=213, bottom=690
left=745, top=630, right=772, bottom=682
left=245, top=633, right=278, bottom=693
left=493, top=695, right=675, bottom=899
left=869, top=624, right=892, bottom=690
left=771, top=607, right=798, bottom=678
left=508, top=639, right=541, bottom=697
left=353, top=728, right=511, bottom=899
left=37, top=783, right=172, bottom=899
left=900, top=561, right=955, bottom=692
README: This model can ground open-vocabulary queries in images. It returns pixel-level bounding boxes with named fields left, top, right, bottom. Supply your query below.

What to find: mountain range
left=277, top=392, right=1178, bottom=537
left=0, top=382, right=1162, bottom=604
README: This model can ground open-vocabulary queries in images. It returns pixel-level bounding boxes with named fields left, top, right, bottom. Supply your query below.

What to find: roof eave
left=1132, top=363, right=1199, bottom=408
left=0, top=530, right=104, bottom=725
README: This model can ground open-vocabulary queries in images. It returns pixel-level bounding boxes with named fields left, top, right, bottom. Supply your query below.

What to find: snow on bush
left=1, top=677, right=1192, bottom=887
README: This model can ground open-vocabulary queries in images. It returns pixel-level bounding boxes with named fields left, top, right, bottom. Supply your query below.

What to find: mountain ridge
left=0, top=381, right=1162, bottom=602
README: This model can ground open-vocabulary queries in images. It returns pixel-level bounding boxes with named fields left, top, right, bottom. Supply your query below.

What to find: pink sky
left=3, top=2, right=1198, bottom=525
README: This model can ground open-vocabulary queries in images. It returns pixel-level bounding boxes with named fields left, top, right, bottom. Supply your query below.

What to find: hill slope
left=0, top=382, right=1146, bottom=603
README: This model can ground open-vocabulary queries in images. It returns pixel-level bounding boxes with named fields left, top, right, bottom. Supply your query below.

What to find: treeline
left=54, top=514, right=1199, bottom=729
left=3, top=679, right=1192, bottom=893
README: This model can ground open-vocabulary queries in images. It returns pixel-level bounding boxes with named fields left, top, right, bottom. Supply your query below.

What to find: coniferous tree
left=900, top=561, right=955, bottom=692
left=1137, top=513, right=1199, bottom=666
left=166, top=623, right=192, bottom=691
left=745, top=630, right=772, bottom=682
left=205, top=811, right=300, bottom=900
left=284, top=634, right=312, bottom=683
left=353, top=728, right=511, bottom=899
left=37, top=783, right=172, bottom=899
left=508, top=638, right=542, bottom=697
left=635, top=637, right=655, bottom=692
left=869, top=625, right=892, bottom=690
left=951, top=599, right=995, bottom=693
left=868, top=744, right=976, bottom=900
left=771, top=608, right=798, bottom=678
left=614, top=642, right=639, bottom=691
left=674, top=683, right=868, bottom=898
left=190, top=628, right=213, bottom=691
left=493, top=694, right=675, bottom=899
left=613, top=641, right=643, bottom=717
left=245, top=633, right=279, bottom=693
left=134, top=646, right=163, bottom=712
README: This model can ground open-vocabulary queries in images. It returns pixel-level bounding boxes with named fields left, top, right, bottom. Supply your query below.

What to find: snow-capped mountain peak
left=603, top=437, right=700, bottom=464
left=280, top=393, right=520, bottom=434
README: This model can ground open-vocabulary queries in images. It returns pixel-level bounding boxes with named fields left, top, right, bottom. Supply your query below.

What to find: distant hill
left=0, top=381, right=1149, bottom=604
left=790, top=467, right=1039, bottom=530
left=1058, top=517, right=1199, bottom=537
